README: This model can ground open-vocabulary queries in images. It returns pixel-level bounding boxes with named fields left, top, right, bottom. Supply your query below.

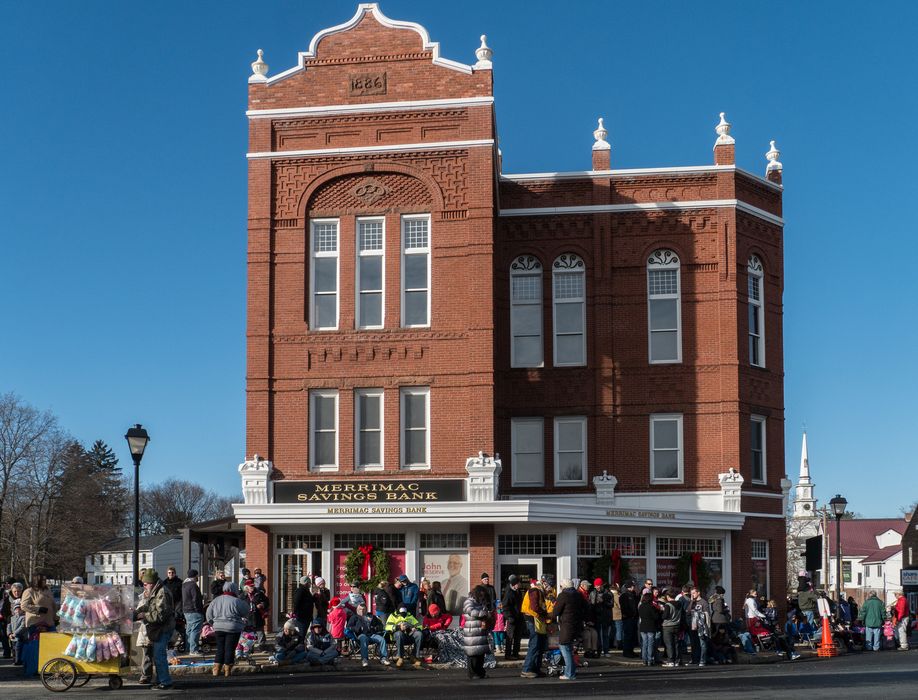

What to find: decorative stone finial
left=714, top=112, right=735, bottom=146
left=249, top=49, right=268, bottom=83
left=765, top=140, right=783, bottom=173
left=474, top=35, right=493, bottom=69
left=592, top=117, right=611, bottom=151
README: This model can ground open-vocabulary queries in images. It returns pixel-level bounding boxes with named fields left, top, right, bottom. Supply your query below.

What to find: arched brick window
left=747, top=255, right=765, bottom=367
left=552, top=253, right=586, bottom=367
left=647, top=249, right=681, bottom=363
left=510, top=255, right=543, bottom=367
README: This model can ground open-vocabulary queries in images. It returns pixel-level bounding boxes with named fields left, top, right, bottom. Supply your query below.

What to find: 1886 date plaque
left=349, top=72, right=387, bottom=96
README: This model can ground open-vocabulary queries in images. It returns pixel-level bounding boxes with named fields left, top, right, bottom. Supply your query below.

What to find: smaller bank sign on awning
left=273, top=479, right=467, bottom=504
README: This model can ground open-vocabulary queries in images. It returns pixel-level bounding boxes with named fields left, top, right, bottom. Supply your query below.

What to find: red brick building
left=233, top=3, right=789, bottom=623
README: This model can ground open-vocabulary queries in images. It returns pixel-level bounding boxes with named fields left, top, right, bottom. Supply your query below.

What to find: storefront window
left=276, top=535, right=324, bottom=626
left=420, top=534, right=470, bottom=615
left=654, top=537, right=724, bottom=594
left=577, top=535, right=648, bottom=585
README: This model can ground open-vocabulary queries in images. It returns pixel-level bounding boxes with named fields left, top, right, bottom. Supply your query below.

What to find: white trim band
left=247, top=96, right=494, bottom=119
left=502, top=165, right=782, bottom=192
left=247, top=138, right=495, bottom=160
left=500, top=199, right=784, bottom=227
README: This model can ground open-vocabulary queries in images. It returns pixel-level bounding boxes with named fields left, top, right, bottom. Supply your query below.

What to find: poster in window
left=751, top=559, right=768, bottom=597
left=656, top=558, right=679, bottom=587
left=420, top=552, right=469, bottom=614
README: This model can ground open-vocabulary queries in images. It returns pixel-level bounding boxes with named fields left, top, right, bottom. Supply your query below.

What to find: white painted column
left=405, top=530, right=419, bottom=581
left=557, top=526, right=578, bottom=583
left=321, top=528, right=333, bottom=581
left=722, top=531, right=733, bottom=611
left=647, top=534, right=657, bottom=584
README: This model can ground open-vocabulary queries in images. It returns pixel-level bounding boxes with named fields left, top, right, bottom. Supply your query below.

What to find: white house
left=85, top=536, right=200, bottom=585
left=820, top=518, right=908, bottom=605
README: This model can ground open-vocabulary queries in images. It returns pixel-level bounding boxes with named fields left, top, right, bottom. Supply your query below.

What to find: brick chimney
left=592, top=118, right=611, bottom=170
left=713, top=112, right=735, bottom=165
left=765, top=140, right=783, bottom=184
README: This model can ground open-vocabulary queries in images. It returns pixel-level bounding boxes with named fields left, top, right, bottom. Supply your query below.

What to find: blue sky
left=2, top=1, right=915, bottom=516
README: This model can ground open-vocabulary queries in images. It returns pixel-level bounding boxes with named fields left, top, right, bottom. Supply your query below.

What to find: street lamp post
left=125, top=424, right=150, bottom=586
left=829, top=494, right=848, bottom=604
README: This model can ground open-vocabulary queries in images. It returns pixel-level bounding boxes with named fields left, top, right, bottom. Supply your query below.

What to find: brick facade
left=235, top=4, right=788, bottom=621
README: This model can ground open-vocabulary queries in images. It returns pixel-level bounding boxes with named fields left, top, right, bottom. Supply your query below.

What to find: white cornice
left=232, top=498, right=746, bottom=529
left=246, top=96, right=494, bottom=119
left=247, top=138, right=495, bottom=160
left=499, top=199, right=784, bottom=227
left=264, top=3, right=473, bottom=85
left=501, top=165, right=782, bottom=192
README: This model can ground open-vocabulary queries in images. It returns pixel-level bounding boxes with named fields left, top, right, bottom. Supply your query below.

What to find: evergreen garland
left=675, top=553, right=712, bottom=592
left=344, top=545, right=390, bottom=592
left=590, top=554, right=631, bottom=584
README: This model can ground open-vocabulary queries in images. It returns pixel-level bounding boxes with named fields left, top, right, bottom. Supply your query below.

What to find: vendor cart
left=38, top=632, right=126, bottom=692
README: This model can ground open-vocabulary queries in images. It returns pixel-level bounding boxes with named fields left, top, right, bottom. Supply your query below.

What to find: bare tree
left=140, top=479, right=234, bottom=535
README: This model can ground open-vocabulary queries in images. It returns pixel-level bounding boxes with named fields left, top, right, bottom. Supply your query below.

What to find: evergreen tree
left=87, top=440, right=120, bottom=475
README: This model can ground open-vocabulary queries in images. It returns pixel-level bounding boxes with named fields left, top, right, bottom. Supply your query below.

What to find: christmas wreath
left=590, top=550, right=631, bottom=585
left=344, top=544, right=390, bottom=593
left=675, top=552, right=711, bottom=592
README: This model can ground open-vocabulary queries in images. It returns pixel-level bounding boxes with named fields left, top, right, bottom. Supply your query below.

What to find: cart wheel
left=73, top=674, right=92, bottom=687
left=108, top=675, right=123, bottom=690
left=41, top=658, right=77, bottom=692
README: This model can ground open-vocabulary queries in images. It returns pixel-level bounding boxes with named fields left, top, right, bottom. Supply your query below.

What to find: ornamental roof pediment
left=264, top=3, right=475, bottom=86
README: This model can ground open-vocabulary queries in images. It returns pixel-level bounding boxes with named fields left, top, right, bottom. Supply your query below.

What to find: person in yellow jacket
left=385, top=606, right=424, bottom=667
left=520, top=580, right=550, bottom=678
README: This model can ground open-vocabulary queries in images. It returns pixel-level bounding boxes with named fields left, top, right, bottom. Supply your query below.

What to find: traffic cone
left=817, top=615, right=838, bottom=657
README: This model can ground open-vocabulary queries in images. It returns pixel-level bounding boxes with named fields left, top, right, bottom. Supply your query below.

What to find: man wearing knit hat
left=590, top=578, right=614, bottom=656
left=480, top=573, right=497, bottom=611
left=182, top=569, right=205, bottom=655
left=136, top=570, right=176, bottom=690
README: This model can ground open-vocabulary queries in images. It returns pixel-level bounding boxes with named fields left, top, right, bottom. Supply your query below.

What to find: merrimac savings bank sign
left=274, top=479, right=466, bottom=503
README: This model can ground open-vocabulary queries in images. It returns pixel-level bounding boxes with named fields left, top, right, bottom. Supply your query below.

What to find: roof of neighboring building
left=93, top=535, right=178, bottom=553
left=825, top=518, right=907, bottom=557
left=860, top=545, right=902, bottom=564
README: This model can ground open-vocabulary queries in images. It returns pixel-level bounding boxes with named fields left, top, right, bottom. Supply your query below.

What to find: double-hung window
left=310, top=219, right=339, bottom=330
left=510, top=256, right=543, bottom=367
left=511, top=417, right=544, bottom=486
left=309, top=390, right=338, bottom=471
left=400, top=387, right=429, bottom=469
left=554, top=416, right=587, bottom=485
left=647, top=249, right=681, bottom=363
left=650, top=413, right=683, bottom=483
left=357, top=218, right=384, bottom=329
left=552, top=254, right=586, bottom=366
left=355, top=389, right=384, bottom=470
left=401, top=215, right=430, bottom=327
left=751, top=415, right=766, bottom=484
left=748, top=256, right=765, bottom=367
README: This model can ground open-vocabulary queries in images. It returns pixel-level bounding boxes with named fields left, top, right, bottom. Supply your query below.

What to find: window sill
left=311, top=466, right=340, bottom=473
left=650, top=478, right=684, bottom=485
left=649, top=359, right=682, bottom=365
left=554, top=481, right=588, bottom=487
left=401, top=465, right=431, bottom=471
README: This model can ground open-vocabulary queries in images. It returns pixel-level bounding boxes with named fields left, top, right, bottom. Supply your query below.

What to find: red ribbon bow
left=359, top=544, right=374, bottom=581
left=690, top=552, right=703, bottom=586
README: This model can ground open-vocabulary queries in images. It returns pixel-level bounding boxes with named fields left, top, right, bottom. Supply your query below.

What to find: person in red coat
left=893, top=591, right=911, bottom=650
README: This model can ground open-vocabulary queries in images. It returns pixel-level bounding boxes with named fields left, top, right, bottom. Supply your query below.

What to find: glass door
left=499, top=558, right=541, bottom=597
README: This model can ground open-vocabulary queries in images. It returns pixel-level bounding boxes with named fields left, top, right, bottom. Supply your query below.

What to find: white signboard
left=901, top=569, right=918, bottom=586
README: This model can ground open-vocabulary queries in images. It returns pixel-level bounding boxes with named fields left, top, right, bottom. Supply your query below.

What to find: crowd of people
left=1, top=567, right=914, bottom=688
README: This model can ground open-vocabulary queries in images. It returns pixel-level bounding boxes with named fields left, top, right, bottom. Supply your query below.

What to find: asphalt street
left=2, top=652, right=917, bottom=699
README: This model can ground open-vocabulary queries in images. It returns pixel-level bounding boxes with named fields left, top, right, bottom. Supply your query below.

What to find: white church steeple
left=793, top=431, right=817, bottom=518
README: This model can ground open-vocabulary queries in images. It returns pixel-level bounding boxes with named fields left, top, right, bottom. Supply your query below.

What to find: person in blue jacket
left=395, top=575, right=420, bottom=616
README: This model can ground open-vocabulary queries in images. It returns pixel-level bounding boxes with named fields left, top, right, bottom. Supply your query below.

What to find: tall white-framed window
left=511, top=417, right=545, bottom=486
left=647, top=249, right=681, bottom=363
left=510, top=255, right=543, bottom=367
left=401, top=214, right=430, bottom=327
left=554, top=416, right=587, bottom=485
left=552, top=254, right=586, bottom=366
left=650, top=413, right=683, bottom=483
left=309, top=390, right=338, bottom=472
left=750, top=415, right=766, bottom=484
left=400, top=387, right=430, bottom=469
left=355, top=388, right=384, bottom=471
left=357, top=217, right=384, bottom=329
left=310, top=219, right=339, bottom=330
left=751, top=539, right=770, bottom=598
left=748, top=255, right=765, bottom=367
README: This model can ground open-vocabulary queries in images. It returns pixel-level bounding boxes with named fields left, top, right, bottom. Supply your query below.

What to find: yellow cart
left=38, top=632, right=125, bottom=692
